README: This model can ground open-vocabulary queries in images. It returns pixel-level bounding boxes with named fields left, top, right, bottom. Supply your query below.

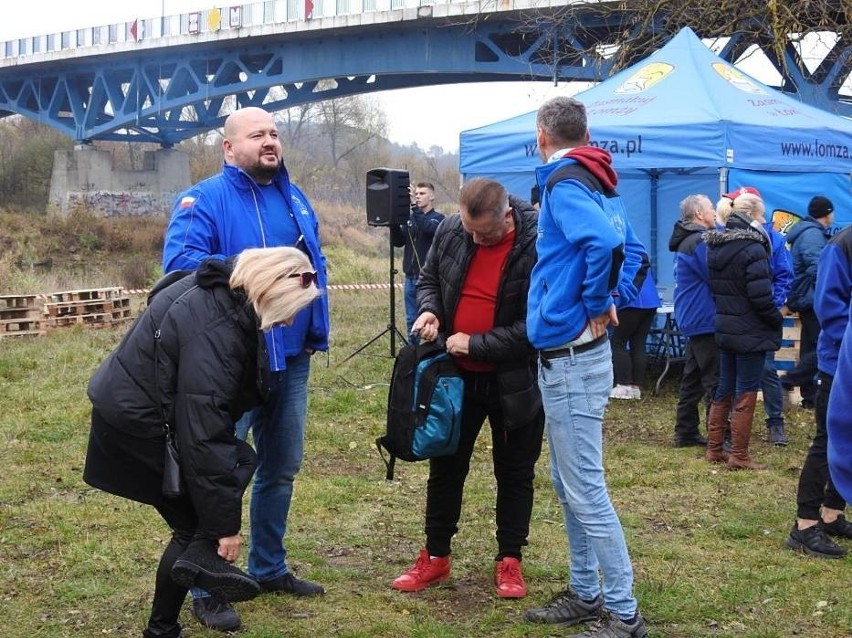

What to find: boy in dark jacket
left=782, top=196, right=834, bottom=408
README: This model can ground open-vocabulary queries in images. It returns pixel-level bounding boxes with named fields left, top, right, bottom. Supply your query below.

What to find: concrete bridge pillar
left=48, top=146, right=190, bottom=217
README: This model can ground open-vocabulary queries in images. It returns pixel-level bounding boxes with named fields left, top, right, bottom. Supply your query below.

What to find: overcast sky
left=0, top=0, right=590, bottom=152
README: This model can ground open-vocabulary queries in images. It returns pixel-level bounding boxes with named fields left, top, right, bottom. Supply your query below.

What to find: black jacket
left=416, top=197, right=541, bottom=430
left=87, top=258, right=268, bottom=538
left=705, top=213, right=783, bottom=353
left=390, top=205, right=445, bottom=277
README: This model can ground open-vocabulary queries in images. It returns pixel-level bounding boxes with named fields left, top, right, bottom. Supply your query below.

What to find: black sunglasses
left=289, top=271, right=318, bottom=288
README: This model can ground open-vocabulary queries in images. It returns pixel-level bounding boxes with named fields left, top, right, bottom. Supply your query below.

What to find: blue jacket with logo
left=765, top=222, right=793, bottom=309
left=527, top=155, right=645, bottom=349
left=668, top=220, right=715, bottom=337
left=163, top=162, right=330, bottom=371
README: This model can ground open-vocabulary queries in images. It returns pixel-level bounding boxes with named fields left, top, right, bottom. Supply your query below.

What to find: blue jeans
left=190, top=352, right=311, bottom=599
left=403, top=276, right=418, bottom=335
left=237, top=352, right=312, bottom=581
left=715, top=350, right=764, bottom=400
left=761, top=351, right=783, bottom=424
left=538, top=340, right=638, bottom=620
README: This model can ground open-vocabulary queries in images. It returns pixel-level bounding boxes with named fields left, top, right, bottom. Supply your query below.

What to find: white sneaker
left=629, top=386, right=642, bottom=400
left=609, top=385, right=633, bottom=399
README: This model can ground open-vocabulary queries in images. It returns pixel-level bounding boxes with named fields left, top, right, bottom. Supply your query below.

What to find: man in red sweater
left=389, top=178, right=544, bottom=599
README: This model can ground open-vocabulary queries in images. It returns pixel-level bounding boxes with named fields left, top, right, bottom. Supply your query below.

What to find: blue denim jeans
left=188, top=352, right=311, bottom=598
left=715, top=350, right=764, bottom=400
left=237, top=351, right=311, bottom=581
left=403, top=276, right=418, bottom=335
left=538, top=340, right=638, bottom=620
left=761, top=351, right=783, bottom=424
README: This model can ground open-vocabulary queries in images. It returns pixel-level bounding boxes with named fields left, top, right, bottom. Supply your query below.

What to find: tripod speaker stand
left=343, top=168, right=411, bottom=362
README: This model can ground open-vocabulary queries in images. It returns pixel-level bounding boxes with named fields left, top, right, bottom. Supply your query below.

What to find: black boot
left=171, top=539, right=260, bottom=603
left=766, top=417, right=788, bottom=446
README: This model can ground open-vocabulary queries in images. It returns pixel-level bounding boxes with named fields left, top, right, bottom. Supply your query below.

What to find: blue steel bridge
left=0, top=0, right=849, bottom=147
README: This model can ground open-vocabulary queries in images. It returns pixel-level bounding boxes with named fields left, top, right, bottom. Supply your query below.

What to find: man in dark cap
left=782, top=195, right=835, bottom=408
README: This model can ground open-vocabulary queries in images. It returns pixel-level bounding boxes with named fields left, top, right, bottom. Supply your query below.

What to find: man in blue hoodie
left=523, top=96, right=648, bottom=638
left=163, top=107, right=330, bottom=632
left=828, top=302, right=852, bottom=506
left=782, top=196, right=834, bottom=408
left=787, top=224, right=852, bottom=558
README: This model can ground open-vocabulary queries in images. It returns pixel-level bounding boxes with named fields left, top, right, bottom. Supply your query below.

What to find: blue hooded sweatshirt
left=527, top=148, right=645, bottom=349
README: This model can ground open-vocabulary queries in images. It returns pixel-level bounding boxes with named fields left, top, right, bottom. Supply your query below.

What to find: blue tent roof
left=460, top=27, right=852, bottom=175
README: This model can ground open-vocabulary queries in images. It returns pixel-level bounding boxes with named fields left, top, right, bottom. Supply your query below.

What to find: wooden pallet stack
left=0, top=294, right=46, bottom=339
left=43, top=287, right=133, bottom=330
left=776, top=313, right=801, bottom=372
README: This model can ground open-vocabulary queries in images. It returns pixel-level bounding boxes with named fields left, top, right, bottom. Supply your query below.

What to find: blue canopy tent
left=459, top=27, right=852, bottom=288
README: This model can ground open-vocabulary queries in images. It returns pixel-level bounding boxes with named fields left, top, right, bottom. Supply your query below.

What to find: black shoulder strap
left=545, top=163, right=607, bottom=195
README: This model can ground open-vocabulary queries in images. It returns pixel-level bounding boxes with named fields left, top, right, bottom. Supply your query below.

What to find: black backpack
left=376, top=338, right=465, bottom=480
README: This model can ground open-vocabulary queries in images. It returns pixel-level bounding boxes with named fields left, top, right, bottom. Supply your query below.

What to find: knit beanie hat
left=808, top=195, right=834, bottom=219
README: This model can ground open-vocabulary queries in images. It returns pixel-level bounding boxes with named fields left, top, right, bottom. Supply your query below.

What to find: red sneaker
left=391, top=549, right=451, bottom=592
left=495, top=557, right=526, bottom=598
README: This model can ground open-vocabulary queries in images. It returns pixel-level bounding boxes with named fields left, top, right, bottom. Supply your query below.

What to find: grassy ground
left=1, top=285, right=851, bottom=638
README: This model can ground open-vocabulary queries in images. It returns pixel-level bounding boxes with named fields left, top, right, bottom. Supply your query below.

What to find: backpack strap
left=375, top=438, right=397, bottom=481
left=546, top=162, right=614, bottom=196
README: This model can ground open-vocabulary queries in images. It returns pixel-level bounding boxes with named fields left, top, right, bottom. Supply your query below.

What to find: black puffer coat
left=416, top=198, right=541, bottom=430
left=705, top=212, right=783, bottom=353
left=86, top=258, right=268, bottom=538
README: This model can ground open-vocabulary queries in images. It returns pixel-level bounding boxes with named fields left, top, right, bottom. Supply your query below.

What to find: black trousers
left=795, top=373, right=847, bottom=520
left=424, top=370, right=544, bottom=561
left=674, top=334, right=719, bottom=439
left=86, top=411, right=253, bottom=638
left=783, top=309, right=819, bottom=403
left=611, top=307, right=656, bottom=386
left=145, top=503, right=196, bottom=638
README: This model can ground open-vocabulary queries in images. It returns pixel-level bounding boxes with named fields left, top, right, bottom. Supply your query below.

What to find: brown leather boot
left=706, top=396, right=732, bottom=463
left=727, top=392, right=767, bottom=470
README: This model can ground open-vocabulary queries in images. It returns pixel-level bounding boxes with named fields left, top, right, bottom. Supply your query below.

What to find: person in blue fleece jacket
left=524, top=96, right=648, bottom=638
left=788, top=224, right=852, bottom=558
left=828, top=301, right=852, bottom=506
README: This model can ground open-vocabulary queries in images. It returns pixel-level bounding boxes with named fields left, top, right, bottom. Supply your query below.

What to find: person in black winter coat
left=704, top=195, right=783, bottom=471
left=84, top=247, right=320, bottom=638
left=390, top=178, right=544, bottom=599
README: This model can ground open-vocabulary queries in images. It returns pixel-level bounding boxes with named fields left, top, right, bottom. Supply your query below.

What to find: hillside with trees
left=0, top=95, right=462, bottom=292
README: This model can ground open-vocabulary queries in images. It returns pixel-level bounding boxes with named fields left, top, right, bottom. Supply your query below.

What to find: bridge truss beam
left=0, top=7, right=848, bottom=145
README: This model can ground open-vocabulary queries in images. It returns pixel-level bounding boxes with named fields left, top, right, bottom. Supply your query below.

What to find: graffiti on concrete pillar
left=64, top=191, right=174, bottom=217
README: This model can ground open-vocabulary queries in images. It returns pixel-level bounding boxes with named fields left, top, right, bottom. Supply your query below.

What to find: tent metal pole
left=649, top=169, right=659, bottom=275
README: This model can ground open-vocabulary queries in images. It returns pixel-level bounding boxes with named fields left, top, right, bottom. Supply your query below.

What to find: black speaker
left=366, top=168, right=410, bottom=227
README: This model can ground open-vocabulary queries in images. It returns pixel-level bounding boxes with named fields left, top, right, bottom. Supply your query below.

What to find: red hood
left=564, top=146, right=618, bottom=191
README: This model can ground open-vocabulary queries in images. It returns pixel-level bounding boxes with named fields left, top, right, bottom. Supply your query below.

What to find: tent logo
left=711, top=63, right=767, bottom=95
left=614, top=63, right=673, bottom=94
